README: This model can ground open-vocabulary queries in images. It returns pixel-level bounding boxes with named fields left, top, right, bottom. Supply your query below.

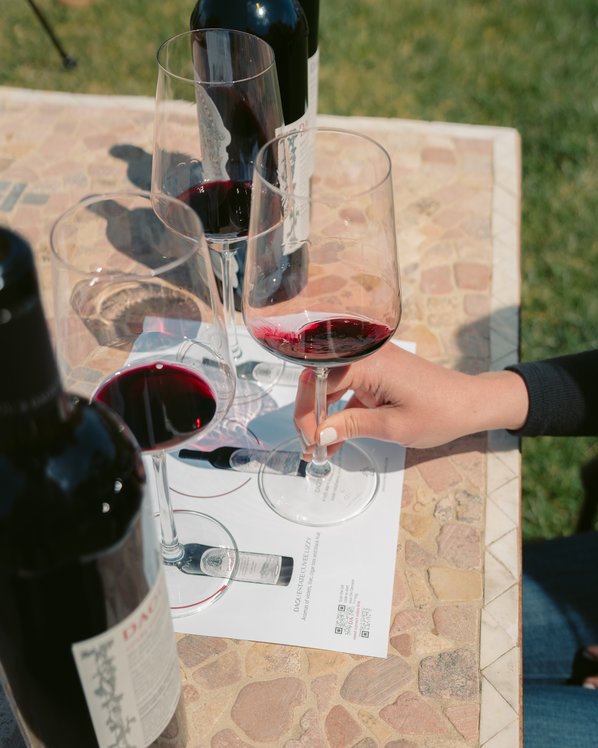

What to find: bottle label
left=275, top=116, right=311, bottom=254
left=71, top=567, right=180, bottom=748
left=307, top=47, right=320, bottom=131
left=194, top=85, right=230, bottom=182
left=230, top=447, right=303, bottom=475
left=200, top=548, right=282, bottom=584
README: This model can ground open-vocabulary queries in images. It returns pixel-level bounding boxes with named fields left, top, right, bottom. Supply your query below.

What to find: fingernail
left=319, top=427, right=338, bottom=446
left=298, top=429, right=311, bottom=449
left=583, top=681, right=597, bottom=689
left=582, top=648, right=598, bottom=662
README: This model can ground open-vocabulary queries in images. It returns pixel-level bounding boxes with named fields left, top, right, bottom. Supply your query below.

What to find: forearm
left=463, top=370, right=529, bottom=435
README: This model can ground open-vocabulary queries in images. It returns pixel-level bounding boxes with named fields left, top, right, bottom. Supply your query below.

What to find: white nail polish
left=582, top=682, right=597, bottom=689
left=319, top=427, right=338, bottom=446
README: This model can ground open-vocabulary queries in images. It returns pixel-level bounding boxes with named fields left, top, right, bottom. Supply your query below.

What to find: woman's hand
left=581, top=646, right=598, bottom=690
left=294, top=343, right=529, bottom=454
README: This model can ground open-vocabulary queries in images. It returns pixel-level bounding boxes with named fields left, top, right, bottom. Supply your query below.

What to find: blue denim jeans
left=523, top=532, right=598, bottom=746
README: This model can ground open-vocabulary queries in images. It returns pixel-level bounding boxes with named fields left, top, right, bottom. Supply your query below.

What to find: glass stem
left=221, top=246, right=242, bottom=361
left=307, top=366, right=332, bottom=479
left=149, top=452, right=184, bottom=564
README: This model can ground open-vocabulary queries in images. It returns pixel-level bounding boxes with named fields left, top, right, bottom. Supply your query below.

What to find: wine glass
left=152, top=28, right=293, bottom=403
left=50, top=191, right=238, bottom=617
left=243, top=127, right=402, bottom=526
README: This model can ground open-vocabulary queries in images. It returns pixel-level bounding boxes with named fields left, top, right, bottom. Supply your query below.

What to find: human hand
left=294, top=343, right=529, bottom=454
left=580, top=646, right=598, bottom=690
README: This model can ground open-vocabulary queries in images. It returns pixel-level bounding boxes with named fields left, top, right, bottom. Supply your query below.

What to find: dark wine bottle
left=297, top=0, right=320, bottom=128
left=0, top=228, right=182, bottom=748
left=190, top=0, right=309, bottom=131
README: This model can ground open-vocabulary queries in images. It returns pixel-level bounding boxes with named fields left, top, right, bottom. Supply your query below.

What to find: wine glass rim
left=253, top=127, right=394, bottom=202
left=156, top=28, right=277, bottom=87
left=50, top=190, right=204, bottom=279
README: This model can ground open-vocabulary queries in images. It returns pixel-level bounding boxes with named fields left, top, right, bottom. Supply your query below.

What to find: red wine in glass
left=178, top=180, right=252, bottom=239
left=250, top=315, right=394, bottom=367
left=175, top=87, right=261, bottom=239
left=94, top=361, right=217, bottom=452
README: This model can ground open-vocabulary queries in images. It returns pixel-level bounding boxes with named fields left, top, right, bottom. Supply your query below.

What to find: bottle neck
left=0, top=292, right=69, bottom=447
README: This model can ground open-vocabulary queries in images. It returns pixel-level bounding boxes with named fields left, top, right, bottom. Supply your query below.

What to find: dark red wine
left=178, top=180, right=252, bottom=238
left=94, top=361, right=217, bottom=452
left=190, top=0, right=308, bottom=129
left=251, top=315, right=394, bottom=366
left=0, top=228, right=180, bottom=747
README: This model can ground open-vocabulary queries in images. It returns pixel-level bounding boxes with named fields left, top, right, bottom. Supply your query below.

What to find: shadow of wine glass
left=68, top=198, right=206, bottom=350
left=109, top=144, right=153, bottom=190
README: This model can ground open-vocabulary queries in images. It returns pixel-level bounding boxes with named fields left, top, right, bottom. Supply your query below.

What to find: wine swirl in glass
left=50, top=191, right=237, bottom=616
left=243, top=127, right=402, bottom=526
left=152, top=28, right=291, bottom=403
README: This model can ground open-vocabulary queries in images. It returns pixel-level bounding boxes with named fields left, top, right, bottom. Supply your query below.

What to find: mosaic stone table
left=0, top=86, right=522, bottom=748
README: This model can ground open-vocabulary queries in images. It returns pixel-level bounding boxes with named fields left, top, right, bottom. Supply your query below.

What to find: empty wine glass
left=243, top=127, right=402, bottom=526
left=50, top=191, right=238, bottom=616
left=152, top=28, right=294, bottom=403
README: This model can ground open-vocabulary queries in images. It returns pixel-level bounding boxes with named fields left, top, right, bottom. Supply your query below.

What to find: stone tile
left=487, top=475, right=521, bottom=526
left=324, top=705, right=362, bottom=748
left=479, top=676, right=518, bottom=745
left=446, top=702, right=480, bottom=742
left=311, top=673, right=338, bottom=711
left=487, top=452, right=516, bottom=494
left=380, top=692, right=451, bottom=736
left=484, top=586, right=519, bottom=644
left=193, top=651, right=242, bottom=689
left=483, top=647, right=521, bottom=712
left=481, top=717, right=520, bottom=748
left=433, top=603, right=479, bottom=646
left=245, top=643, right=305, bottom=676
left=340, top=656, right=414, bottom=705
left=417, top=458, right=463, bottom=494
left=428, top=567, right=483, bottom=601
left=231, top=678, right=306, bottom=742
left=177, top=635, right=227, bottom=668
left=488, top=528, right=520, bottom=580
left=283, top=709, right=327, bottom=747
left=480, top=609, right=518, bottom=670
left=437, top=523, right=482, bottom=569
left=484, top=550, right=517, bottom=605
left=419, top=649, right=479, bottom=700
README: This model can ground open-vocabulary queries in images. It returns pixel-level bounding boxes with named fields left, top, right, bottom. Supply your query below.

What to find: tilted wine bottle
left=0, top=228, right=182, bottom=747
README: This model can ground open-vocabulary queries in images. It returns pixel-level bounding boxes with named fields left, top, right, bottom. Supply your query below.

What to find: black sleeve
left=506, top=349, right=598, bottom=437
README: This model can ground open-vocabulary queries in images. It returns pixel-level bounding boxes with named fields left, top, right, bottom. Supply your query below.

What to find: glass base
left=156, top=510, right=237, bottom=618
left=233, top=357, right=286, bottom=405
left=258, top=437, right=379, bottom=526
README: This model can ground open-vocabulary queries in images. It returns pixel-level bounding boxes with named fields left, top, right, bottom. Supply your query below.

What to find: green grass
left=2, top=0, right=597, bottom=541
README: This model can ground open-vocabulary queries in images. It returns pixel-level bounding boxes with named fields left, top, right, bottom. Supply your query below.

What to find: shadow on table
left=109, top=144, right=152, bottom=190
left=110, top=144, right=205, bottom=195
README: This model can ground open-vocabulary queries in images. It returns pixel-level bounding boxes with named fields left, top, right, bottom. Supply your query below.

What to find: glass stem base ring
left=258, top=437, right=379, bottom=526
left=155, top=510, right=237, bottom=618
